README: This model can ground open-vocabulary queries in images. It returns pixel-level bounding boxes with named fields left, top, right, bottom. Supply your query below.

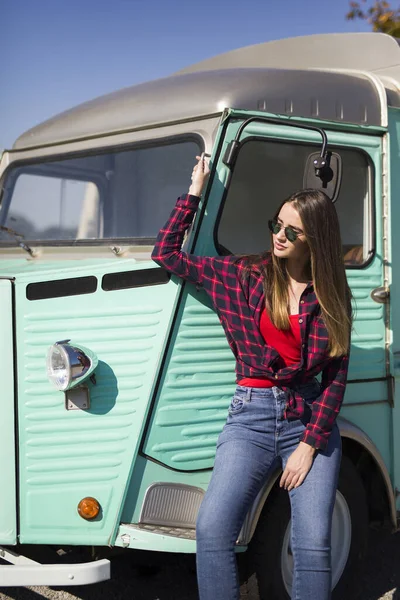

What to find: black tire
left=242, top=455, right=369, bottom=600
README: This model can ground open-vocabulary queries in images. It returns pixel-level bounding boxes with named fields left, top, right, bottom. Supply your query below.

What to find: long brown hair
left=240, top=189, right=352, bottom=357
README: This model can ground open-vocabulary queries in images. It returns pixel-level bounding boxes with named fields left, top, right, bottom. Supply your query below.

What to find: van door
left=388, top=109, right=400, bottom=517
left=0, top=279, right=17, bottom=544
left=144, top=115, right=386, bottom=471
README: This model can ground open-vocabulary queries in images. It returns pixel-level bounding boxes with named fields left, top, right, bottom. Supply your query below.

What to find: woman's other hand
left=280, top=442, right=316, bottom=491
left=188, top=154, right=210, bottom=197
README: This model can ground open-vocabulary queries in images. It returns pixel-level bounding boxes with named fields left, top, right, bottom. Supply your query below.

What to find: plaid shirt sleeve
left=300, top=354, right=350, bottom=451
left=151, top=193, right=237, bottom=288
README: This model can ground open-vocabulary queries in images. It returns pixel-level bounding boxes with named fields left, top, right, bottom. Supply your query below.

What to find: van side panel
left=15, top=260, right=181, bottom=545
left=0, top=279, right=17, bottom=544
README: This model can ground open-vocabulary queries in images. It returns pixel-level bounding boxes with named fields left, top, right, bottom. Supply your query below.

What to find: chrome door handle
left=371, top=286, right=390, bottom=304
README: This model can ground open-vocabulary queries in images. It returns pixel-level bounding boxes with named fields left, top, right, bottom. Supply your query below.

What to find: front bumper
left=0, top=546, right=110, bottom=587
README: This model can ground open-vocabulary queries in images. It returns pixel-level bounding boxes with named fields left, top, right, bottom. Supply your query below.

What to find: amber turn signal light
left=77, top=497, right=100, bottom=520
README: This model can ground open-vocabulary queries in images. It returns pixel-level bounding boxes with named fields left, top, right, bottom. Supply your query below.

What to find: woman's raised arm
left=151, top=156, right=237, bottom=288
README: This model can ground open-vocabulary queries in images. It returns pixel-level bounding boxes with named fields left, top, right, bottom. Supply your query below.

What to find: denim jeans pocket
left=228, top=394, right=245, bottom=416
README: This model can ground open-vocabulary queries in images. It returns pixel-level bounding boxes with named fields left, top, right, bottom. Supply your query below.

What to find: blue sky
left=1, top=0, right=371, bottom=150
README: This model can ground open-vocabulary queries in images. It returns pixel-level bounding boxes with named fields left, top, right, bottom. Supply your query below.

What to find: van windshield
left=0, top=138, right=200, bottom=245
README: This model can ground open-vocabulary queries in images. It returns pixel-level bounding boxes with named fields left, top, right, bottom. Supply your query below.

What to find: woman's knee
left=292, top=542, right=331, bottom=572
left=196, top=502, right=237, bottom=547
left=290, top=508, right=332, bottom=567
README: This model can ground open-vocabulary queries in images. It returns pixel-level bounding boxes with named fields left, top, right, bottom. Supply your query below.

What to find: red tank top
left=238, top=309, right=301, bottom=387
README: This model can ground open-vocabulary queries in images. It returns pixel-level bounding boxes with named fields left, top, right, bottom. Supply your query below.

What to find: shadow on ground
left=1, top=526, right=399, bottom=600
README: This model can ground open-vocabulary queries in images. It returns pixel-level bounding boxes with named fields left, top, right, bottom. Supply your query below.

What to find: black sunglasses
left=268, top=219, right=302, bottom=243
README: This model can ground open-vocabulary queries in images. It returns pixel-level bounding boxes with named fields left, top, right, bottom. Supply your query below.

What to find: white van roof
left=13, top=33, right=400, bottom=150
left=177, top=32, right=400, bottom=83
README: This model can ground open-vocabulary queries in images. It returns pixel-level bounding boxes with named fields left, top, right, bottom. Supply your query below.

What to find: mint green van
left=1, top=32, right=399, bottom=598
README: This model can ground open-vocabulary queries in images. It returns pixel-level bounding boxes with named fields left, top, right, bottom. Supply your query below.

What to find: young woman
left=151, top=155, right=352, bottom=600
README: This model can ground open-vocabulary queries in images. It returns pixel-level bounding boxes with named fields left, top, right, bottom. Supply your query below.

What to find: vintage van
left=1, top=32, right=399, bottom=598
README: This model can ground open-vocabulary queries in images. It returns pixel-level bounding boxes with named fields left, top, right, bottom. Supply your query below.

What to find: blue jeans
left=196, top=382, right=342, bottom=600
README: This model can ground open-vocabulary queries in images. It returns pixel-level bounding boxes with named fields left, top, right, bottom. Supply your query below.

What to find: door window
left=216, top=139, right=372, bottom=267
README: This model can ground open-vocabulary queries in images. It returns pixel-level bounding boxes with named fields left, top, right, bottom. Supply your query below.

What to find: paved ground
left=1, top=526, right=399, bottom=600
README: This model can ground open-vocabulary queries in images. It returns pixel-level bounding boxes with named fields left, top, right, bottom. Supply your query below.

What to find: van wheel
left=244, top=455, right=368, bottom=600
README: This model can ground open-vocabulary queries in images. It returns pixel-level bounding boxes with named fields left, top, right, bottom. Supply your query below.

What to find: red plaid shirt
left=152, top=194, right=350, bottom=451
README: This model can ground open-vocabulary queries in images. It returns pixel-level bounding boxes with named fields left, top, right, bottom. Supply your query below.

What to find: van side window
left=216, top=140, right=371, bottom=267
left=0, top=139, right=201, bottom=245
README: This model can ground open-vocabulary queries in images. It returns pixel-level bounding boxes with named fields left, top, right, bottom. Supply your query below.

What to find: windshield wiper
left=0, top=225, right=35, bottom=256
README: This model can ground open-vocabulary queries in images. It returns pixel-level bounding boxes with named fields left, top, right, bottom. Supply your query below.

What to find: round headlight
left=46, top=341, right=98, bottom=391
left=46, top=343, right=71, bottom=391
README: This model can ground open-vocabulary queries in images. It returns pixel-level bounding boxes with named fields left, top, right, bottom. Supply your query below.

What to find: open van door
left=145, top=115, right=386, bottom=471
